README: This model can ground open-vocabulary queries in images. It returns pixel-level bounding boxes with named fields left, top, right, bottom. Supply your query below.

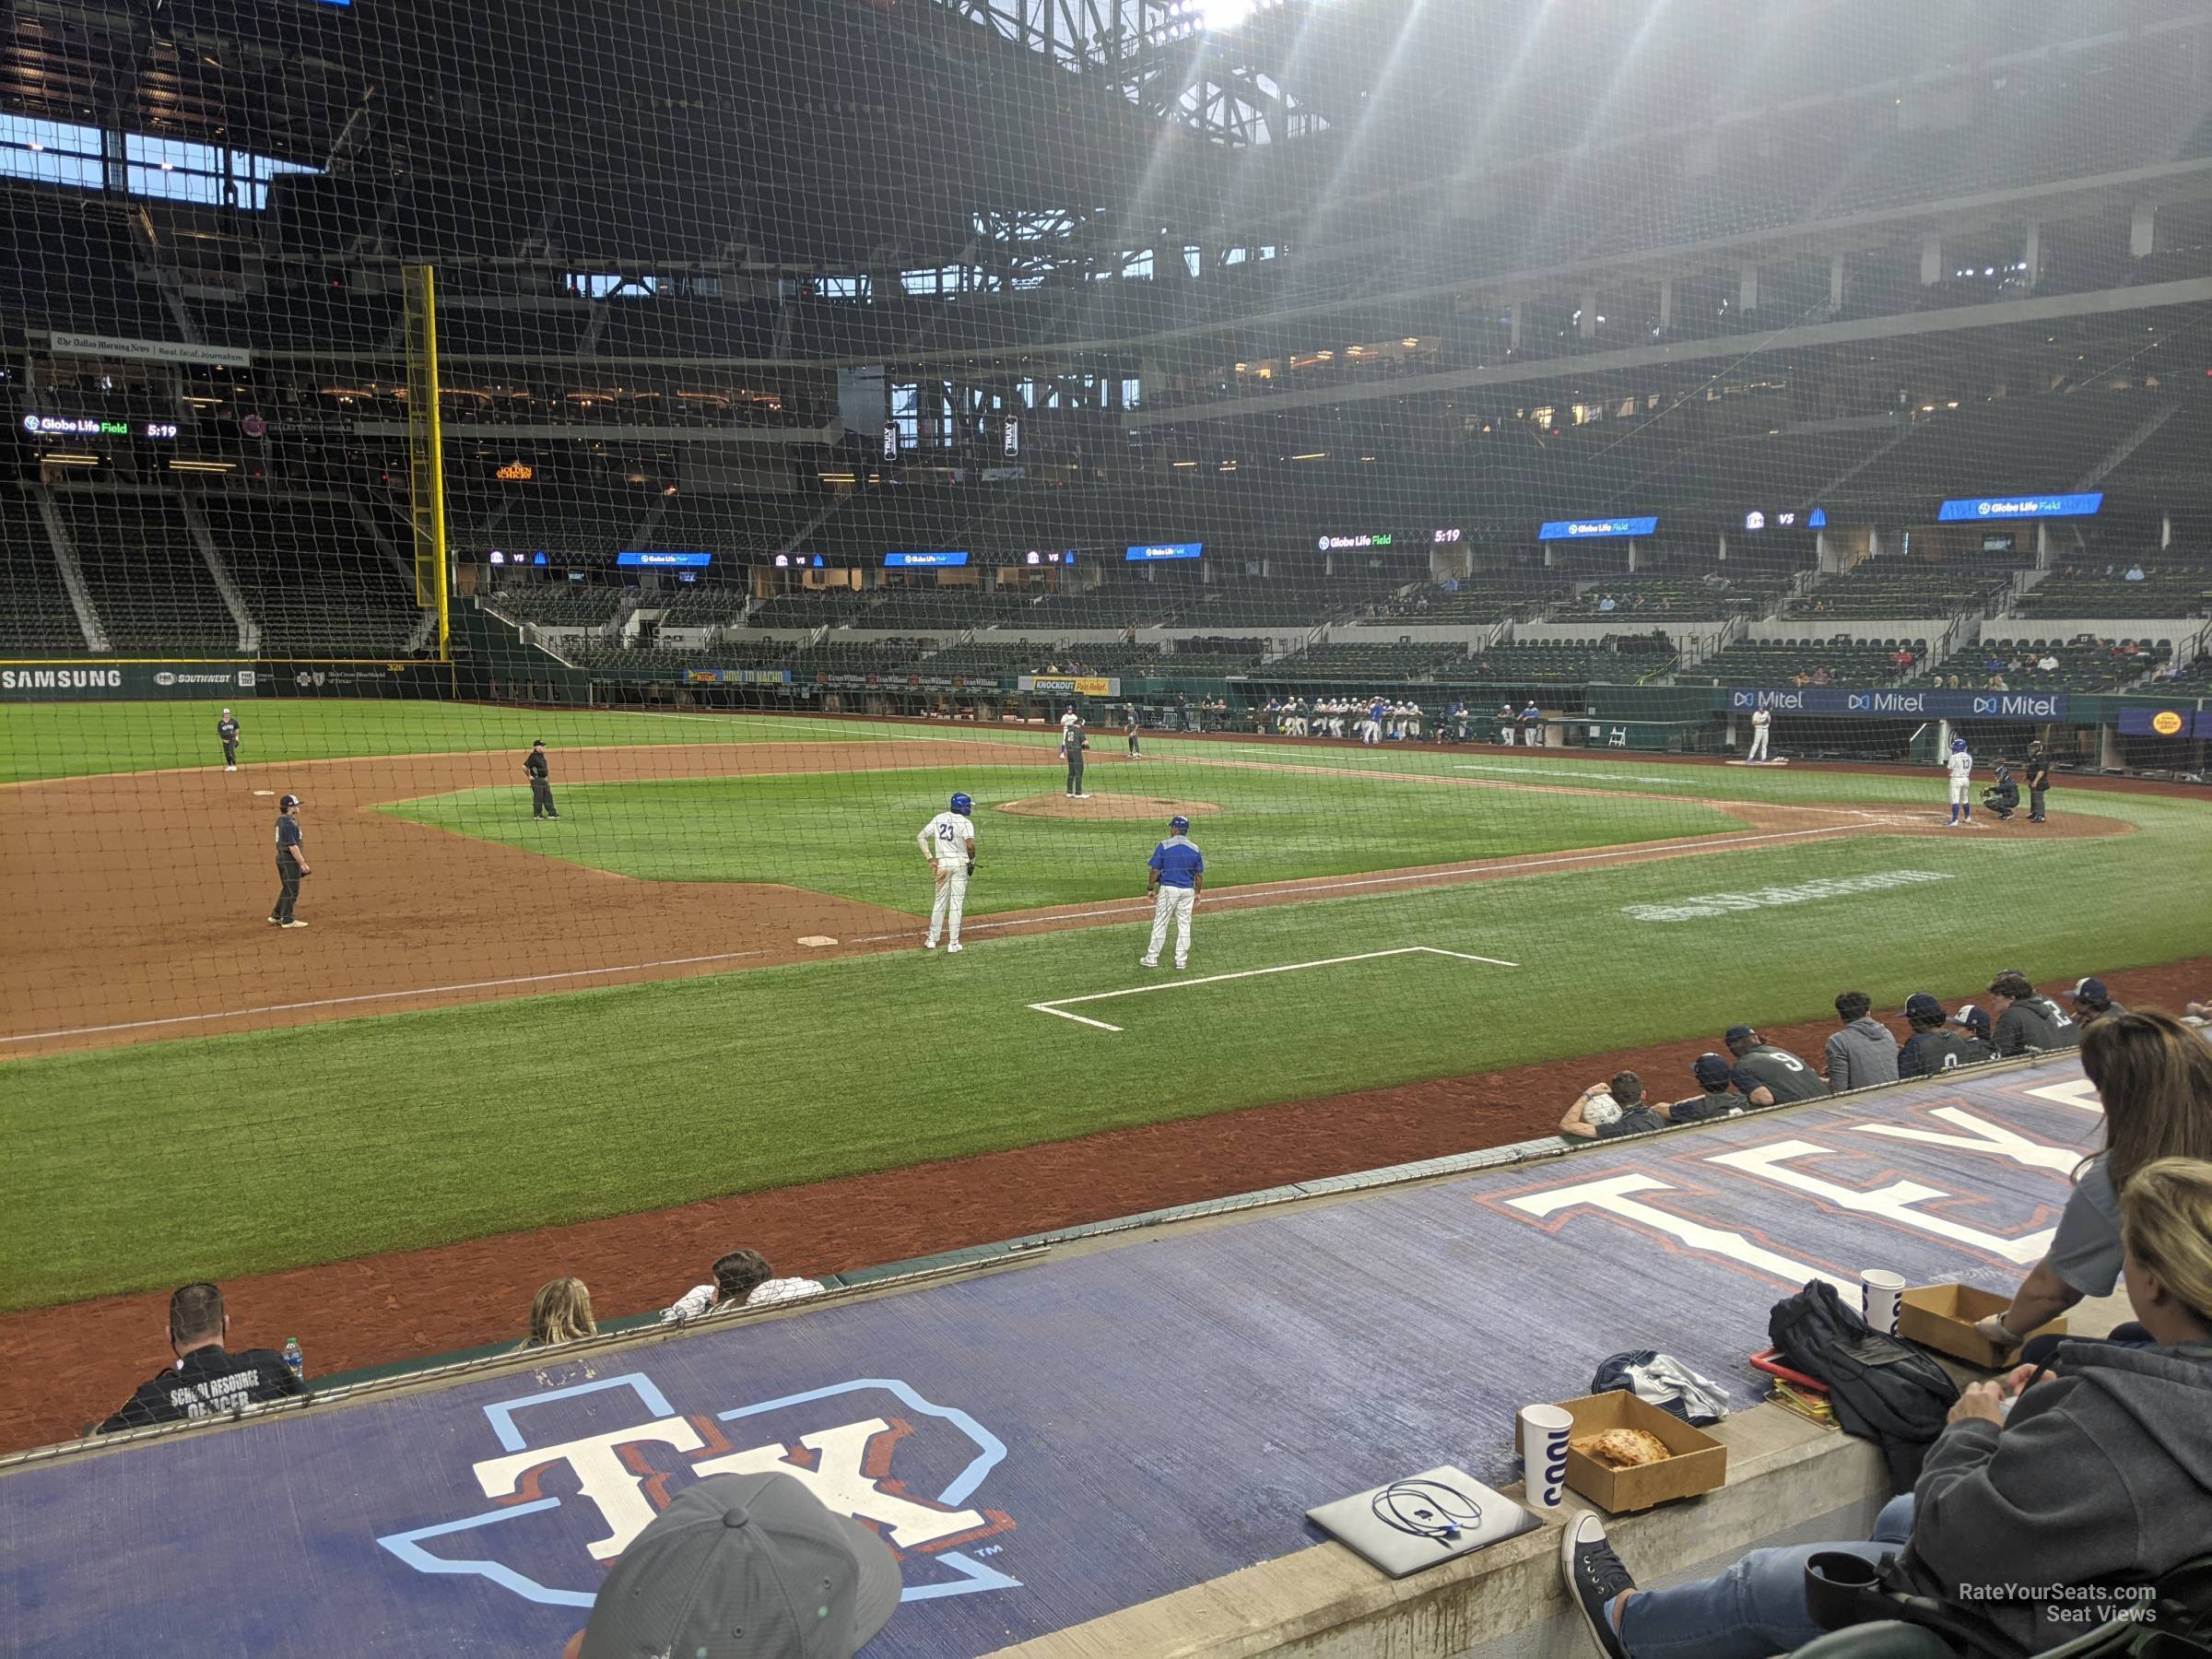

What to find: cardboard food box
left=1553, top=1391, right=1727, bottom=1513
left=1899, top=1282, right=2065, bottom=1369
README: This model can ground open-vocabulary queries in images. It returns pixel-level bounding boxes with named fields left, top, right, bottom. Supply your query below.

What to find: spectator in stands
left=1810, top=665, right=1830, bottom=687
left=562, top=1471, right=900, bottom=1659
left=1972, top=1012, right=2212, bottom=1361
left=2125, top=563, right=2147, bottom=582
left=1559, top=1073, right=1664, bottom=1140
left=2039, top=651, right=2061, bottom=674
left=1892, top=645, right=1915, bottom=673
left=525, top=1277, right=597, bottom=1348
left=1988, top=970, right=2083, bottom=1055
left=99, top=1281, right=306, bottom=1432
left=2067, top=976, right=2127, bottom=1022
left=1898, top=993, right=1993, bottom=1077
left=1562, top=1154, right=2212, bottom=1659
left=1985, top=672, right=2008, bottom=691
left=1598, top=594, right=1618, bottom=613
left=1825, top=991, right=1900, bottom=1092
left=662, top=1250, right=827, bottom=1324
left=1658, top=1053, right=1747, bottom=1124
left=1723, top=1025, right=1827, bottom=1105
left=1950, top=1002, right=1995, bottom=1048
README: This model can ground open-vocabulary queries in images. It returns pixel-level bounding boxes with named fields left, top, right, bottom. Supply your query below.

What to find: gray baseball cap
left=579, top=1472, right=901, bottom=1658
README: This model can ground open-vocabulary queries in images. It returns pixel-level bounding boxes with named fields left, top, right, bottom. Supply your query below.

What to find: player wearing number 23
left=1140, top=815, right=1204, bottom=971
left=918, top=792, right=976, bottom=953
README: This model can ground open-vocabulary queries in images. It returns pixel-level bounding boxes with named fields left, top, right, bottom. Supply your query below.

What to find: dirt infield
left=0, top=738, right=2127, bottom=1056
left=5, top=954, right=2202, bottom=1456
left=997, top=793, right=1222, bottom=820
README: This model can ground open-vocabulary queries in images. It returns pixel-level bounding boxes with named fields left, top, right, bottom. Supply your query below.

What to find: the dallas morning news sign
left=1728, top=688, right=2071, bottom=720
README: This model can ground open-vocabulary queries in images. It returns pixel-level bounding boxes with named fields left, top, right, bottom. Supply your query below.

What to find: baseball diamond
left=6, top=6, right=2212, bottom=1653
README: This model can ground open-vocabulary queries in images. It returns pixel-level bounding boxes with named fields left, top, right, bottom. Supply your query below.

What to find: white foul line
left=0, top=948, right=771, bottom=1044
left=1027, top=946, right=1516, bottom=1033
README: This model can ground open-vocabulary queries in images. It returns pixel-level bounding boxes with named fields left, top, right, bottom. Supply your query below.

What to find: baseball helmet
left=1169, top=815, right=1190, bottom=832
left=949, top=792, right=972, bottom=816
left=1950, top=737, right=1969, bottom=753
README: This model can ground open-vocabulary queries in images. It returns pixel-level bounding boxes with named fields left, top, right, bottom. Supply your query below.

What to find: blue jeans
left=1617, top=1495, right=1917, bottom=1659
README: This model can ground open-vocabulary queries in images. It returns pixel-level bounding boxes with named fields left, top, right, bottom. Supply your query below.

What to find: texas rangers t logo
left=379, top=1373, right=1019, bottom=1608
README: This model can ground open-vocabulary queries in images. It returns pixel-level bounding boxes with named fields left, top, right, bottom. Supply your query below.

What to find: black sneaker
left=1560, top=1512, right=1636, bottom=1659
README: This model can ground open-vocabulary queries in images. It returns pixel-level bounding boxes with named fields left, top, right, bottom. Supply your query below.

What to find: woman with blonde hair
left=1973, top=1009, right=2212, bottom=1359
left=525, top=1277, right=596, bottom=1347
left=1559, top=1158, right=2212, bottom=1659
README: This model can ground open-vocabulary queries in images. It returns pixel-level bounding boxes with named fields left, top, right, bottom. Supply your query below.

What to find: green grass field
left=5, top=700, right=2209, bottom=1312
left=382, top=762, right=1744, bottom=912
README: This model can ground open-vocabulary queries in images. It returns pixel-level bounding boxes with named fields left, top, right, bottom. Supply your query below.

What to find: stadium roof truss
left=937, top=0, right=1324, bottom=147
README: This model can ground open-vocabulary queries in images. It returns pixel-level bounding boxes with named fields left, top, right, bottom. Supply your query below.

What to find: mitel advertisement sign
left=1726, top=687, right=2070, bottom=720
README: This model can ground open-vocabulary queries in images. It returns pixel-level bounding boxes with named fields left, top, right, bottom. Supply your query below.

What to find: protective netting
left=3, top=1, right=2211, bottom=1323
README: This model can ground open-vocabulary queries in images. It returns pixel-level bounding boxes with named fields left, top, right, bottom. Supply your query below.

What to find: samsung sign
left=1936, top=493, right=2102, bottom=523
left=617, top=550, right=712, bottom=569
left=884, top=550, right=970, bottom=568
left=1126, top=543, right=1204, bottom=561
left=1538, top=516, right=1658, bottom=541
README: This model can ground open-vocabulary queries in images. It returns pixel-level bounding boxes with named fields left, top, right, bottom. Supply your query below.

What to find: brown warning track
left=0, top=739, right=2126, bottom=1057
left=3, top=954, right=2202, bottom=1457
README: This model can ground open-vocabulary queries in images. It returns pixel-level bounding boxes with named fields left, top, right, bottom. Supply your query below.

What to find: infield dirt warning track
left=0, top=739, right=2118, bottom=1057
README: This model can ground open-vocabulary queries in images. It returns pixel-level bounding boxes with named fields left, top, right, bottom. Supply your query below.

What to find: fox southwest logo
left=377, top=1373, right=1019, bottom=1609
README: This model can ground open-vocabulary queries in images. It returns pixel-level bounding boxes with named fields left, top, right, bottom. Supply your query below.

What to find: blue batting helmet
left=1169, top=815, right=1190, bottom=832
left=950, top=792, right=972, bottom=815
left=1950, top=737, right=1968, bottom=753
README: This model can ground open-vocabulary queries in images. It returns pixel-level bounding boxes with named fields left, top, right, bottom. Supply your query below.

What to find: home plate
left=796, top=935, right=840, bottom=948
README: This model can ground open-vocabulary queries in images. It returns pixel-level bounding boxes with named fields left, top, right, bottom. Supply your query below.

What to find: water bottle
left=283, top=1336, right=304, bottom=1382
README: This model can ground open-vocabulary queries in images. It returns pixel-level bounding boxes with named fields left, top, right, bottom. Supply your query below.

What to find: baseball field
left=4, top=700, right=2209, bottom=1326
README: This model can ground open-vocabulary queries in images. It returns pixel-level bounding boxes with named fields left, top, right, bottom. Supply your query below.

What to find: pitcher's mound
left=997, top=794, right=1222, bottom=821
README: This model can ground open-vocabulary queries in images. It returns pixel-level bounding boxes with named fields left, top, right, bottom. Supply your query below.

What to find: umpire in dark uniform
left=218, top=708, right=241, bottom=771
left=525, top=739, right=559, bottom=818
left=2024, top=742, right=2052, bottom=823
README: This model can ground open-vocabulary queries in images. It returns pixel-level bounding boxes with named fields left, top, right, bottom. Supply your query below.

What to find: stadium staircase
left=179, top=498, right=259, bottom=653
left=29, top=488, right=110, bottom=653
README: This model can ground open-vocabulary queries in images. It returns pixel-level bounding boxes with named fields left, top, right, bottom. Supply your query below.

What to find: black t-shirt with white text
left=1667, top=1090, right=1746, bottom=1123
left=100, top=1345, right=305, bottom=1432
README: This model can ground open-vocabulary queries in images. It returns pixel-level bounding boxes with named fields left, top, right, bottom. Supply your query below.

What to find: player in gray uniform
left=1722, top=1024, right=1826, bottom=1105
left=218, top=709, right=241, bottom=771
left=1061, top=715, right=1088, bottom=797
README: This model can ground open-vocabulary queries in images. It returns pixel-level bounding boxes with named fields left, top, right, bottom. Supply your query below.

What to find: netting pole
left=403, top=264, right=451, bottom=664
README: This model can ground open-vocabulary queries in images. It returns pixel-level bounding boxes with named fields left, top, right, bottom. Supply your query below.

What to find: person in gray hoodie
left=1560, top=1154, right=2212, bottom=1659
left=1825, top=990, right=1900, bottom=1093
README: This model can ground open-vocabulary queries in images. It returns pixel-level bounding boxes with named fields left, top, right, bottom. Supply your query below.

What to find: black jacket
left=100, top=1345, right=304, bottom=1432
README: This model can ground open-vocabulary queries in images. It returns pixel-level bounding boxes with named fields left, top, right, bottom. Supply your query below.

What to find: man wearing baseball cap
left=1658, top=1054, right=1748, bottom=1124
left=564, top=1471, right=900, bottom=1658
left=2067, top=976, right=2126, bottom=1022
left=1898, top=993, right=1992, bottom=1078
left=1721, top=1025, right=1825, bottom=1107
left=269, top=794, right=310, bottom=929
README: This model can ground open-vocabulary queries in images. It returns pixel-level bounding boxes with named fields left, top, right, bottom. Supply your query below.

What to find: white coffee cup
left=1862, top=1269, right=1908, bottom=1335
left=1518, top=1403, right=1574, bottom=1511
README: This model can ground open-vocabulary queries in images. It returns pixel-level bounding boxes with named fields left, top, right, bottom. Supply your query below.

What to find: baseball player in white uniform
left=1746, top=706, right=1772, bottom=762
left=1945, top=737, right=1976, bottom=826
left=918, top=792, right=977, bottom=951
left=1140, top=814, right=1205, bottom=971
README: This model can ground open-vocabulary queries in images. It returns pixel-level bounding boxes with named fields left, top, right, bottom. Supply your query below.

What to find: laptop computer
left=1305, top=1463, right=1540, bottom=1578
